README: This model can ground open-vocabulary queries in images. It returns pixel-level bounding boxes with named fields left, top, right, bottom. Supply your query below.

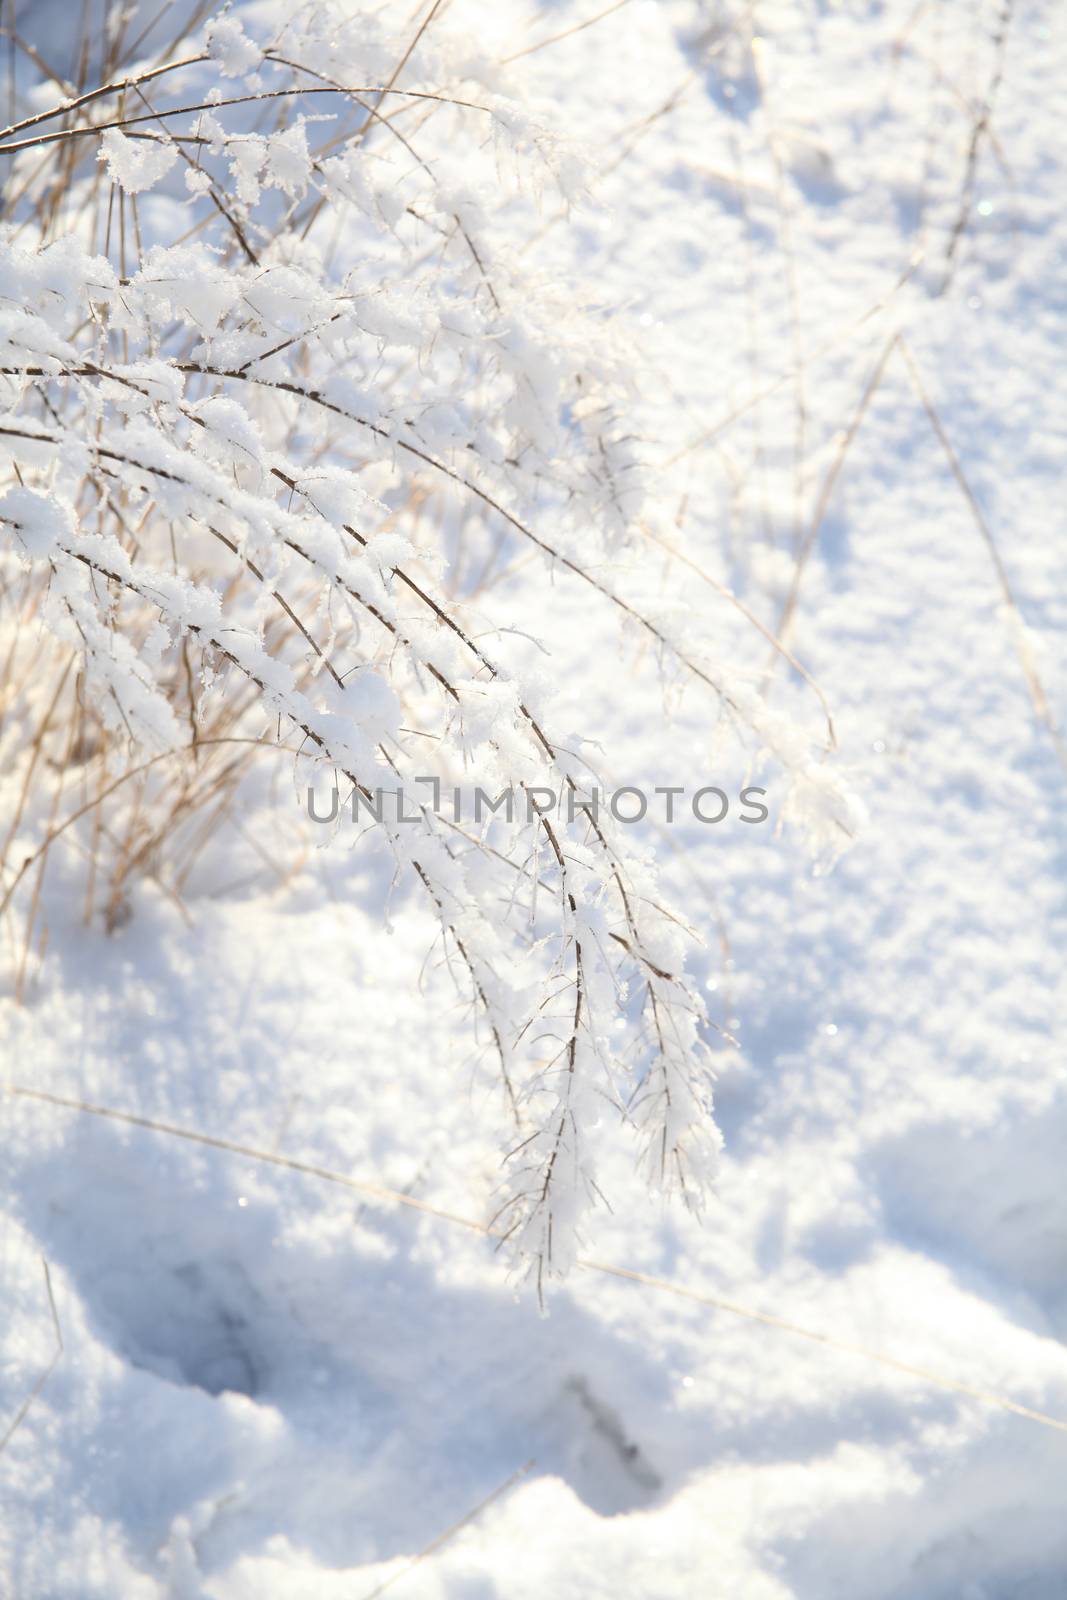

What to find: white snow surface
left=3, top=3, right=1067, bottom=1598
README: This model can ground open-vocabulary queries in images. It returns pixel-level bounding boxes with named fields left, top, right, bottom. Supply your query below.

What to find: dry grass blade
left=501, top=0, right=633, bottom=65
left=338, top=0, right=449, bottom=154
left=577, top=1258, right=1067, bottom=1437
left=11, top=1086, right=1067, bottom=1438
left=748, top=25, right=808, bottom=551
left=769, top=332, right=899, bottom=655
left=639, top=521, right=836, bottom=748
left=663, top=255, right=922, bottom=468
left=0, top=738, right=297, bottom=926
left=356, top=1459, right=536, bottom=1600
left=897, top=337, right=1067, bottom=781
left=0, top=52, right=208, bottom=142
left=940, top=0, right=1016, bottom=294
left=758, top=330, right=1065, bottom=782
left=6, top=1087, right=503, bottom=1231
left=0, top=83, right=496, bottom=157
left=0, top=1257, right=63, bottom=1458
left=0, top=654, right=73, bottom=881
left=0, top=25, right=70, bottom=95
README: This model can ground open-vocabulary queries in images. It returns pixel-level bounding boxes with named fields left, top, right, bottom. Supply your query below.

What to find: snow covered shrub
left=0, top=1, right=854, bottom=1291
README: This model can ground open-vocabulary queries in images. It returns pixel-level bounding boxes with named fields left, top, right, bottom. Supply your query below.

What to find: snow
left=0, top=484, right=69, bottom=560
left=204, top=17, right=263, bottom=80
left=263, top=126, right=311, bottom=202
left=99, top=129, right=178, bottom=195
left=3, top=1, right=1067, bottom=1597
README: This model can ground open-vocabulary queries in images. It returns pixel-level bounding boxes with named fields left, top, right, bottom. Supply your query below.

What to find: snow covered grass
left=2, top=0, right=1067, bottom=1596
left=0, top=0, right=813, bottom=1283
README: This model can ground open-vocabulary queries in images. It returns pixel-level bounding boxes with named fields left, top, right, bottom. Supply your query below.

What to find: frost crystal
left=99, top=129, right=178, bottom=194
left=205, top=16, right=263, bottom=77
